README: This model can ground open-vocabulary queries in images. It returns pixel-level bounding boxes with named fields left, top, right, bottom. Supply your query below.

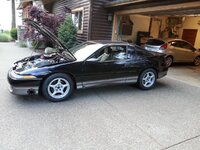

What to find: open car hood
left=24, top=19, right=76, bottom=60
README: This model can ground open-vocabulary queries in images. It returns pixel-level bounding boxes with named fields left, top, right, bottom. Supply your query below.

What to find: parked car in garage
left=144, top=38, right=200, bottom=67
left=7, top=19, right=168, bottom=102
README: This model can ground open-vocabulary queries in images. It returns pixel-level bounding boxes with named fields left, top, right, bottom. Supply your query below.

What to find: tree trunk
left=11, top=0, right=16, bottom=28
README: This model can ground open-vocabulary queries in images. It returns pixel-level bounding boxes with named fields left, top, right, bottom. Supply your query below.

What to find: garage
left=106, top=1, right=200, bottom=48
left=105, top=0, right=200, bottom=82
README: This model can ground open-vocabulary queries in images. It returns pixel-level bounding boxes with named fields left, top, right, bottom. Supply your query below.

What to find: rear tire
left=193, top=56, right=200, bottom=66
left=42, top=73, right=74, bottom=102
left=138, top=69, right=157, bottom=90
left=165, top=56, right=173, bottom=67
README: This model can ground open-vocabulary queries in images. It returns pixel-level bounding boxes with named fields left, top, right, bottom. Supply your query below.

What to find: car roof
left=148, top=38, right=191, bottom=43
left=88, top=40, right=131, bottom=46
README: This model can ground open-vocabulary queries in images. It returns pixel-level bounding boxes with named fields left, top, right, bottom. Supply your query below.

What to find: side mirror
left=86, top=58, right=98, bottom=62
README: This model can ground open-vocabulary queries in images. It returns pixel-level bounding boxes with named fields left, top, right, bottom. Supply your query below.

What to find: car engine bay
left=13, top=47, right=73, bottom=72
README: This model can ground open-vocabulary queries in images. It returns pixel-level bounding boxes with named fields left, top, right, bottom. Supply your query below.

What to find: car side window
left=127, top=45, right=135, bottom=59
left=181, top=42, right=195, bottom=51
left=91, top=45, right=128, bottom=62
left=171, top=41, right=195, bottom=51
left=109, top=45, right=127, bottom=60
left=170, top=41, right=181, bottom=48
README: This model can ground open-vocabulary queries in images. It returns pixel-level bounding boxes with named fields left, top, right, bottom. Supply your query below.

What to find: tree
left=11, top=0, right=16, bottom=28
left=58, top=16, right=77, bottom=49
left=27, top=6, right=67, bottom=35
left=24, top=6, right=72, bottom=45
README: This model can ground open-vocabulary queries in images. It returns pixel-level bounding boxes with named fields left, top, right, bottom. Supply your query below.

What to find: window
left=72, top=7, right=84, bottom=34
left=91, top=45, right=128, bottom=62
left=127, top=45, right=135, bottom=59
left=181, top=42, right=195, bottom=51
left=170, top=41, right=180, bottom=48
left=170, top=41, right=195, bottom=51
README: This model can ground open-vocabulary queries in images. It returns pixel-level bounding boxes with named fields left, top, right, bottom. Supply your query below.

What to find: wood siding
left=52, top=0, right=90, bottom=42
left=90, top=0, right=113, bottom=41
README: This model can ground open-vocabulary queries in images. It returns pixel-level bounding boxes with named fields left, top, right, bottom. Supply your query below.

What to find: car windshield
left=68, top=42, right=103, bottom=61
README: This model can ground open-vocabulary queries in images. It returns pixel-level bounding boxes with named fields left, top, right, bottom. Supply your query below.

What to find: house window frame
left=72, top=7, right=84, bottom=34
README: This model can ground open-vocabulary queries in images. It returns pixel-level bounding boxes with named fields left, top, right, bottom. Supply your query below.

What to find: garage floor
left=168, top=64, right=200, bottom=88
left=0, top=43, right=200, bottom=150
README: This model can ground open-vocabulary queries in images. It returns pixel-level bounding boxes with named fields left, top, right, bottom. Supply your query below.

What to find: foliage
left=24, top=6, right=70, bottom=41
left=19, top=41, right=27, bottom=48
left=10, top=28, right=17, bottom=40
left=58, top=16, right=77, bottom=49
left=0, top=33, right=12, bottom=42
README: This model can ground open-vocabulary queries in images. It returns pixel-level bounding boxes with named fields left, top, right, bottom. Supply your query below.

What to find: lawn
left=0, top=32, right=12, bottom=42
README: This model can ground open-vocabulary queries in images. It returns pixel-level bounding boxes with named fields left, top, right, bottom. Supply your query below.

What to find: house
left=18, top=0, right=200, bottom=49
left=18, top=0, right=44, bottom=19
left=18, top=0, right=113, bottom=42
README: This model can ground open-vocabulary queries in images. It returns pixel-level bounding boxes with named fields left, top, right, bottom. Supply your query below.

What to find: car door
left=81, top=45, right=130, bottom=88
left=124, top=45, right=145, bottom=83
left=180, top=41, right=197, bottom=62
left=169, top=40, right=191, bottom=62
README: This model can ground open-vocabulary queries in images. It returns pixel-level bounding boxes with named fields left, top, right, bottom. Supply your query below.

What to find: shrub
left=10, top=28, right=17, bottom=40
left=19, top=41, right=27, bottom=47
left=0, top=33, right=12, bottom=42
left=58, top=16, right=77, bottom=49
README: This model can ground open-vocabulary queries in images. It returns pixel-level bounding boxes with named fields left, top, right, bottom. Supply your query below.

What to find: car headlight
left=10, top=71, right=36, bottom=79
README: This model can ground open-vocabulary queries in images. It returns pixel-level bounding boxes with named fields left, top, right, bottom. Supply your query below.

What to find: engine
left=14, top=47, right=67, bottom=72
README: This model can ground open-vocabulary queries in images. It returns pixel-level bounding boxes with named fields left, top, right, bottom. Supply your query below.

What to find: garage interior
left=112, top=15, right=200, bottom=49
left=108, top=1, right=200, bottom=49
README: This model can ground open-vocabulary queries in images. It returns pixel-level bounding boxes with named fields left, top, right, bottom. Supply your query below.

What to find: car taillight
left=160, top=43, right=167, bottom=50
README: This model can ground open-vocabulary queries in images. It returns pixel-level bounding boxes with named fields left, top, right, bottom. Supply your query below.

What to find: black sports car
left=7, top=19, right=168, bottom=102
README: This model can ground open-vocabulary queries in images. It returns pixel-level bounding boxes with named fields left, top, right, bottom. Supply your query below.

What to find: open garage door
left=106, top=0, right=200, bottom=49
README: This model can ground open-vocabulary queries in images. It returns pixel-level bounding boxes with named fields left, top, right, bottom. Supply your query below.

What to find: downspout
left=117, top=15, right=121, bottom=41
left=88, top=0, right=93, bottom=40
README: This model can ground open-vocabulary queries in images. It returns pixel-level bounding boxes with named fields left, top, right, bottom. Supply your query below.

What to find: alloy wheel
left=142, top=72, right=156, bottom=88
left=47, top=78, right=70, bottom=99
left=194, top=57, right=200, bottom=66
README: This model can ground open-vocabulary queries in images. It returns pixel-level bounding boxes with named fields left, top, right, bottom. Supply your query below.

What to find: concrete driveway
left=0, top=42, right=200, bottom=150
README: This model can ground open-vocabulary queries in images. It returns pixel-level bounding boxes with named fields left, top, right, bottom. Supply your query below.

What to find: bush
left=10, top=28, right=17, bottom=40
left=58, top=16, right=77, bottom=49
left=0, top=33, right=12, bottom=42
left=19, top=41, right=27, bottom=48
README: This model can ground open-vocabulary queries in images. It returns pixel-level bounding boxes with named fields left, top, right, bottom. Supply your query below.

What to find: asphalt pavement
left=0, top=42, right=200, bottom=150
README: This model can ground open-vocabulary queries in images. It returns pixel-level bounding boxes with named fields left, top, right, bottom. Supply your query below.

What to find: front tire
left=193, top=56, right=200, bottom=66
left=42, top=73, right=74, bottom=102
left=138, top=69, right=157, bottom=90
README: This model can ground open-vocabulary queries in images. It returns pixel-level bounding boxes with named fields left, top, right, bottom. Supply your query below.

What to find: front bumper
left=9, top=85, right=39, bottom=95
left=7, top=70, right=42, bottom=95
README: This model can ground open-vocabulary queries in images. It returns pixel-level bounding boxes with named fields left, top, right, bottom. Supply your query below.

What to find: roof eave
left=105, top=0, right=149, bottom=8
left=17, top=0, right=33, bottom=9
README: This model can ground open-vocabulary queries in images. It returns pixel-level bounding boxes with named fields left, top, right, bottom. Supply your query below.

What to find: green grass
left=0, top=32, right=12, bottom=42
